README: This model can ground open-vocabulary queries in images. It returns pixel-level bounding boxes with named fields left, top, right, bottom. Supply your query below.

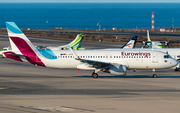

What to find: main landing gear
left=152, top=69, right=157, bottom=78
left=92, top=72, right=98, bottom=78
left=175, top=68, right=180, bottom=72
left=92, top=69, right=101, bottom=78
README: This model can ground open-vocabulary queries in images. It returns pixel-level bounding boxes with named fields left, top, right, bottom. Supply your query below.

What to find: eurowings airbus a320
left=2, top=22, right=178, bottom=78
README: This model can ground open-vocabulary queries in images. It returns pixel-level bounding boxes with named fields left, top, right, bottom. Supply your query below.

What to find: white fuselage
left=35, top=49, right=177, bottom=70
left=94, top=48, right=180, bottom=69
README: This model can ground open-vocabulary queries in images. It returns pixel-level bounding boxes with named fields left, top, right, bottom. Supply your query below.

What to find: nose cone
left=164, top=58, right=178, bottom=69
left=170, top=59, right=178, bottom=68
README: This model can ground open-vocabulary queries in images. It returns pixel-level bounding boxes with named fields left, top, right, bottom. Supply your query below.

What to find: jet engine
left=108, top=64, right=127, bottom=76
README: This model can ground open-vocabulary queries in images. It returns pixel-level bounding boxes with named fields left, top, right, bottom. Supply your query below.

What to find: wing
left=68, top=45, right=110, bottom=68
left=77, top=58, right=110, bottom=68
left=68, top=46, right=128, bottom=75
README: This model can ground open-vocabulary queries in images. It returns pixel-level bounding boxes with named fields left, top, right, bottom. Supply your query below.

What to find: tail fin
left=6, top=22, right=45, bottom=66
left=67, top=33, right=84, bottom=50
left=147, top=30, right=151, bottom=42
left=6, top=22, right=37, bottom=53
left=120, top=36, right=138, bottom=48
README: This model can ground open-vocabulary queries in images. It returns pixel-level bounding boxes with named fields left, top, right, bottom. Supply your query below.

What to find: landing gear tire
left=92, top=72, right=98, bottom=78
left=152, top=74, right=157, bottom=78
left=175, top=68, right=180, bottom=72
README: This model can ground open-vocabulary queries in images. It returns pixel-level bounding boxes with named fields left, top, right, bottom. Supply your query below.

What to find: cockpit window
left=164, top=55, right=171, bottom=58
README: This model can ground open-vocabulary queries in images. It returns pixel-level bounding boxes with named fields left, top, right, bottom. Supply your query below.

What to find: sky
left=0, top=0, right=180, bottom=3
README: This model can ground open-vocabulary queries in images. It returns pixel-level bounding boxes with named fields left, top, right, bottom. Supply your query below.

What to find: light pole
left=172, top=18, right=174, bottom=32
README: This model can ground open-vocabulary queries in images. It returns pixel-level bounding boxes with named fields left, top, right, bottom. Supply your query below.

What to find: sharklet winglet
left=68, top=45, right=79, bottom=60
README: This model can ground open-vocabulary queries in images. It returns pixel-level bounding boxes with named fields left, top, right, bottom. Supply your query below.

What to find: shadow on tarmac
left=73, top=75, right=180, bottom=78
left=0, top=74, right=180, bottom=79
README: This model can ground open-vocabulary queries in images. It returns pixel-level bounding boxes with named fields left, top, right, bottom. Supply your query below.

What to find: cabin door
left=152, top=52, right=158, bottom=63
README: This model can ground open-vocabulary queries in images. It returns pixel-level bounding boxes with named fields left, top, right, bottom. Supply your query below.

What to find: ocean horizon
left=0, top=3, right=180, bottom=30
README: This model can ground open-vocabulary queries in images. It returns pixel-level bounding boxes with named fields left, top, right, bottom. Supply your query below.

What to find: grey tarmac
left=0, top=33, right=180, bottom=113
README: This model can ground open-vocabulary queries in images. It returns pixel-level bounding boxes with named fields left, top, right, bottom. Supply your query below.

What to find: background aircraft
left=0, top=34, right=137, bottom=57
left=0, top=33, right=84, bottom=56
left=120, top=36, right=137, bottom=48
left=142, top=30, right=164, bottom=48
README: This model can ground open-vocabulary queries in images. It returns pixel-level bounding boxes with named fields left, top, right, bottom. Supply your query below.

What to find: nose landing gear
left=152, top=69, right=157, bottom=78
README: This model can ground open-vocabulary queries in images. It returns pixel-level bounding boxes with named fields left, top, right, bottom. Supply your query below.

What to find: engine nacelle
left=109, top=64, right=127, bottom=76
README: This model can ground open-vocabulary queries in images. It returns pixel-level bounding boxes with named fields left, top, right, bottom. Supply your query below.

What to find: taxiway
left=0, top=34, right=180, bottom=113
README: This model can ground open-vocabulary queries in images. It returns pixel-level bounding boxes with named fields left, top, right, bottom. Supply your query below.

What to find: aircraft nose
left=171, top=59, right=178, bottom=67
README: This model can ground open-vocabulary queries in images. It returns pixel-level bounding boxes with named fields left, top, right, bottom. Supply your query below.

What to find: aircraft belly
left=42, top=58, right=79, bottom=68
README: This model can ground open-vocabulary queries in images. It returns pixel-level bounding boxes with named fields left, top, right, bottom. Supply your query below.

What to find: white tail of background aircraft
left=3, top=22, right=178, bottom=78
left=66, top=33, right=84, bottom=50
left=143, top=30, right=164, bottom=48
left=47, top=33, right=84, bottom=50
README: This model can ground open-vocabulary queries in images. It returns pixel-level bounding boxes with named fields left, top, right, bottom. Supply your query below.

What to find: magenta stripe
left=10, top=36, right=45, bottom=67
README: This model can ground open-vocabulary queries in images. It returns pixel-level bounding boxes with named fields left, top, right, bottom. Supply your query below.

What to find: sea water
left=0, top=3, right=180, bottom=29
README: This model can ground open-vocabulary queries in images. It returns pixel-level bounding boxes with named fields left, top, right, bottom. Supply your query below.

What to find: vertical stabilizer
left=67, top=33, right=84, bottom=50
left=6, top=22, right=45, bottom=66
left=120, top=36, right=138, bottom=48
left=6, top=22, right=37, bottom=52
left=147, top=30, right=151, bottom=42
